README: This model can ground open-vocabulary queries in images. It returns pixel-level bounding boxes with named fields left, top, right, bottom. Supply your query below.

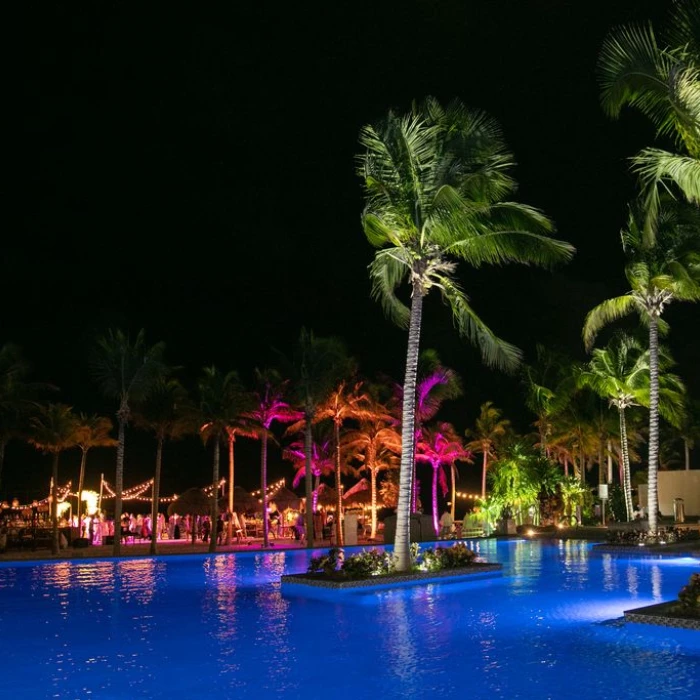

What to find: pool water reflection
left=0, top=540, right=698, bottom=699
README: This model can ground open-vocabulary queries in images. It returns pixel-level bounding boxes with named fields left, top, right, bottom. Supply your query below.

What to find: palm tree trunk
left=684, top=438, right=690, bottom=471
left=647, top=317, right=660, bottom=533
left=431, top=462, right=439, bottom=537
left=481, top=451, right=488, bottom=499
left=261, top=432, right=269, bottom=548
left=227, top=434, right=235, bottom=544
left=51, top=453, right=59, bottom=555
left=304, top=412, right=314, bottom=548
left=618, top=407, right=633, bottom=521
left=334, top=420, right=343, bottom=546
left=450, top=463, right=456, bottom=520
left=77, top=447, right=88, bottom=525
left=209, top=440, right=219, bottom=553
left=370, top=466, right=378, bottom=539
left=112, top=407, right=127, bottom=557
left=395, top=283, right=424, bottom=572
left=606, top=439, right=613, bottom=484
left=150, top=435, right=163, bottom=556
left=0, top=439, right=6, bottom=493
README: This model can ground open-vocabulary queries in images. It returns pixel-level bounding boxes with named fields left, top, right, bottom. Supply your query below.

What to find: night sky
left=5, top=1, right=695, bottom=503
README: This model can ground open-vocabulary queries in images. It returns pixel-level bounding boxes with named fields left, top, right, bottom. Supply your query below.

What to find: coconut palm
left=284, top=427, right=335, bottom=511
left=133, top=378, right=191, bottom=555
left=91, top=328, right=165, bottom=556
left=29, top=404, right=79, bottom=554
left=598, top=0, right=700, bottom=241
left=197, top=366, right=247, bottom=553
left=583, top=204, right=700, bottom=531
left=416, top=422, right=471, bottom=536
left=488, top=442, right=541, bottom=527
left=284, top=329, right=355, bottom=546
left=465, top=401, right=512, bottom=499
left=73, top=414, right=118, bottom=522
left=245, top=368, right=301, bottom=548
left=223, top=415, right=257, bottom=543
left=342, top=397, right=401, bottom=539
left=359, top=99, right=574, bottom=569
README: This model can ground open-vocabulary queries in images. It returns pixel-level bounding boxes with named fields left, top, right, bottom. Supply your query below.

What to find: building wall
left=658, top=471, right=700, bottom=517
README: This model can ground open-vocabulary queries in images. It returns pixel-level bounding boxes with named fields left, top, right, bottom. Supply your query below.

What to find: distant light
left=526, top=529, right=535, bottom=536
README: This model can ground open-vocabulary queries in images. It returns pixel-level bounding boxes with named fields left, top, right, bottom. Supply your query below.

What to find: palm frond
left=583, top=295, right=638, bottom=351
left=368, top=250, right=411, bottom=328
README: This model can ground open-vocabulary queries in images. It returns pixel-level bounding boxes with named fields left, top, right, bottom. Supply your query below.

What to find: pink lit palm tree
left=246, top=368, right=302, bottom=548
left=283, top=429, right=334, bottom=511
left=416, top=422, right=472, bottom=537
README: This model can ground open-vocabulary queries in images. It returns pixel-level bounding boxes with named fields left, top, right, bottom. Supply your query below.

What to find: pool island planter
left=281, top=562, right=502, bottom=592
left=624, top=601, right=700, bottom=631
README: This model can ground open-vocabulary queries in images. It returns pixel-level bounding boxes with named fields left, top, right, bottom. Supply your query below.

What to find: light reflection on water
left=0, top=542, right=698, bottom=699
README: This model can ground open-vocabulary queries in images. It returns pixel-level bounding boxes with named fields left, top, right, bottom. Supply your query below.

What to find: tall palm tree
left=465, top=401, right=511, bottom=499
left=285, top=329, right=354, bottom=546
left=133, top=378, right=191, bottom=555
left=91, top=328, right=165, bottom=556
left=598, top=0, right=700, bottom=241
left=416, top=422, right=471, bottom=536
left=73, top=414, right=118, bottom=522
left=197, top=366, right=247, bottom=553
left=584, top=205, right=700, bottom=531
left=359, top=98, right=574, bottom=570
left=285, top=427, right=335, bottom=510
left=29, top=404, right=79, bottom=554
left=224, top=416, right=257, bottom=543
left=315, top=381, right=374, bottom=545
left=246, top=368, right=301, bottom=548
left=342, top=397, right=401, bottom=539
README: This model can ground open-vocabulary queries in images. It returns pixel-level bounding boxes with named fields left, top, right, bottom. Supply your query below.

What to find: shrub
left=308, top=547, right=344, bottom=575
left=605, top=526, right=699, bottom=546
left=677, top=573, right=700, bottom=616
left=341, top=549, right=394, bottom=578
left=415, top=541, right=477, bottom=572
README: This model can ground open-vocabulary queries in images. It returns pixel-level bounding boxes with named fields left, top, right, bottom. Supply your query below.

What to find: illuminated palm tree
left=489, top=442, right=541, bottom=527
left=358, top=97, right=574, bottom=569
left=29, top=404, right=79, bottom=554
left=598, top=0, right=700, bottom=241
left=133, top=378, right=191, bottom=555
left=91, top=328, right=165, bottom=556
left=197, top=366, right=247, bottom=553
left=73, top=414, right=117, bottom=522
left=584, top=204, right=700, bottom=531
left=416, top=422, right=471, bottom=536
left=223, top=417, right=258, bottom=543
left=284, top=427, right=335, bottom=509
left=465, top=401, right=512, bottom=499
left=246, top=368, right=301, bottom=548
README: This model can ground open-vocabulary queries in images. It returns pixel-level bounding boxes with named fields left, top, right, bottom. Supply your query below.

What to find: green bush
left=341, top=549, right=394, bottom=578
left=678, top=573, right=700, bottom=615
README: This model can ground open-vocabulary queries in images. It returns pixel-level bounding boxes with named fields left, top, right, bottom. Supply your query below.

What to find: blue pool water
left=1, top=540, right=699, bottom=699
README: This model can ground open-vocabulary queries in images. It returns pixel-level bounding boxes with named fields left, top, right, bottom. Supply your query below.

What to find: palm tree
left=197, top=366, right=246, bottom=553
left=284, top=427, right=335, bottom=512
left=584, top=204, right=700, bottom=531
left=133, top=378, right=191, bottom=555
left=578, top=333, right=685, bottom=520
left=598, top=0, right=700, bottom=241
left=342, top=398, right=401, bottom=539
left=489, top=442, right=541, bottom=526
left=73, top=414, right=118, bottom=522
left=285, top=329, right=354, bottom=546
left=416, top=422, right=471, bottom=536
left=359, top=98, right=574, bottom=570
left=223, top=415, right=257, bottom=543
left=29, top=404, right=79, bottom=554
left=91, top=328, right=165, bottom=556
left=465, top=401, right=511, bottom=499
left=315, top=381, right=374, bottom=545
left=246, top=368, right=301, bottom=548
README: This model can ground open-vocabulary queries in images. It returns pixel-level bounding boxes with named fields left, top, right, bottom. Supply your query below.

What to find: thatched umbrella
left=168, top=488, right=210, bottom=544
left=269, top=486, right=301, bottom=512
left=232, top=486, right=259, bottom=514
left=316, top=483, right=338, bottom=508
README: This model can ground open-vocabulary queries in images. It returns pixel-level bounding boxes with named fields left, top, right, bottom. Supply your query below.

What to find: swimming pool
left=1, top=540, right=698, bottom=699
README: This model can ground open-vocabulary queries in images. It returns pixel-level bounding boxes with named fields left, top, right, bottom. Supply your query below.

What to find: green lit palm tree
left=91, top=328, right=165, bottom=556
left=583, top=205, right=700, bottom=531
left=465, top=401, right=512, bottom=499
left=74, top=414, right=118, bottom=521
left=133, top=378, right=191, bottom=555
left=598, top=0, right=700, bottom=242
left=359, top=98, right=574, bottom=570
left=29, top=404, right=79, bottom=554
left=488, top=442, right=540, bottom=527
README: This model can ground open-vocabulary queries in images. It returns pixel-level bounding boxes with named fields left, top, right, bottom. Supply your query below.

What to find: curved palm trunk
left=150, top=434, right=164, bottom=556
left=481, top=451, right=488, bottom=499
left=395, top=284, right=424, bottom=572
left=76, top=447, right=88, bottom=525
left=618, top=407, right=633, bottom=521
left=51, top=452, right=59, bottom=555
left=261, top=432, right=270, bottom=548
left=431, top=461, right=439, bottom=537
left=334, top=420, right=343, bottom=546
left=227, top=434, right=235, bottom=544
left=112, top=407, right=127, bottom=557
left=370, top=466, right=378, bottom=539
left=304, top=413, right=314, bottom=548
left=209, top=440, right=219, bottom=553
left=647, top=317, right=660, bottom=533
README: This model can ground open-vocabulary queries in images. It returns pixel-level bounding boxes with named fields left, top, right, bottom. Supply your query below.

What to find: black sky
left=5, top=1, right=696, bottom=502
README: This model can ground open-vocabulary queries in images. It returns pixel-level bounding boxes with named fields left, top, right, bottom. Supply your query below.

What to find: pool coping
left=623, top=601, right=700, bottom=630
left=280, top=562, right=502, bottom=590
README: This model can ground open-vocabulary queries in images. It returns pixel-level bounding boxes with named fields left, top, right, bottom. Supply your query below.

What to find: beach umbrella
left=316, top=483, right=338, bottom=507
left=269, top=486, right=301, bottom=512
left=168, top=488, right=210, bottom=517
left=232, top=486, right=259, bottom=513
